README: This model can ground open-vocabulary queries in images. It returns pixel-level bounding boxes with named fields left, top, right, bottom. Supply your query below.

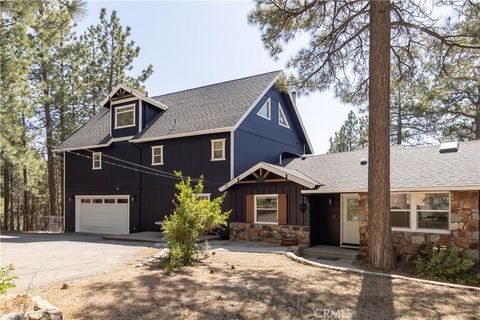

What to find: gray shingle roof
left=133, top=70, right=281, bottom=140
left=59, top=70, right=281, bottom=149
left=283, top=141, right=480, bottom=191
left=264, top=162, right=321, bottom=187
left=59, top=108, right=111, bottom=150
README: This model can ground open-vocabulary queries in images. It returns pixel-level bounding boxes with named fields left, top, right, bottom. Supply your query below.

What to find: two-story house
left=58, top=70, right=313, bottom=234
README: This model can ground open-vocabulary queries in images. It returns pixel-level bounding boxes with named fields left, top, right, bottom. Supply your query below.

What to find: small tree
left=162, top=172, right=231, bottom=270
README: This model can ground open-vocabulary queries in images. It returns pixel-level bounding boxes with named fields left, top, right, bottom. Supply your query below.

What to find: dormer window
left=257, top=98, right=271, bottom=120
left=114, top=104, right=135, bottom=129
left=278, top=103, right=290, bottom=128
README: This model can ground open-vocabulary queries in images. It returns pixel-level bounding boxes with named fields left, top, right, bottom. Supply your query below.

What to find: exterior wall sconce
left=299, top=195, right=308, bottom=214
left=131, top=195, right=135, bottom=202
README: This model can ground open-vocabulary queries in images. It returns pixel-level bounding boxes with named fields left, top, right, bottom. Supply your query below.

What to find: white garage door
left=76, top=196, right=129, bottom=234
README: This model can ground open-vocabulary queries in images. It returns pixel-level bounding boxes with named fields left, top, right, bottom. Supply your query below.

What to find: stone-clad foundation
left=230, top=222, right=309, bottom=246
left=358, top=191, right=479, bottom=261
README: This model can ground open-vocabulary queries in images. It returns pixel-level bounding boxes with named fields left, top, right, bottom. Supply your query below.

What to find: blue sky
left=77, top=1, right=354, bottom=153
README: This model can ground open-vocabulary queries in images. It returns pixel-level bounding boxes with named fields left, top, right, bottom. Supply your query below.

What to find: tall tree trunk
left=475, top=105, right=480, bottom=140
left=108, top=33, right=115, bottom=92
left=43, top=67, right=57, bottom=216
left=21, top=113, right=29, bottom=229
left=2, top=157, right=10, bottom=231
left=367, top=0, right=395, bottom=270
left=9, top=173, right=14, bottom=230
left=59, top=103, right=65, bottom=220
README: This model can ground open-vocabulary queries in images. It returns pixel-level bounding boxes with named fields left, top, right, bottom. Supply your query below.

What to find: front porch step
left=302, top=245, right=359, bottom=260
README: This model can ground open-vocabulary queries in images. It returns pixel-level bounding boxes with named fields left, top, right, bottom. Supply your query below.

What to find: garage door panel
left=76, top=197, right=129, bottom=234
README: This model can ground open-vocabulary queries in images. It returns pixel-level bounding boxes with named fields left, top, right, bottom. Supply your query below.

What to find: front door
left=309, top=194, right=340, bottom=246
left=341, top=194, right=362, bottom=246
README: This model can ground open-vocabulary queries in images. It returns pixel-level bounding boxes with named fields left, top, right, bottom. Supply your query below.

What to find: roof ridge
left=151, top=70, right=282, bottom=99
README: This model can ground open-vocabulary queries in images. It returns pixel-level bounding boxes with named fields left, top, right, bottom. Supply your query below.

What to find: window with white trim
left=196, top=193, right=211, bottom=200
left=278, top=103, right=290, bottom=128
left=254, top=194, right=278, bottom=224
left=92, top=152, right=102, bottom=170
left=391, top=192, right=450, bottom=232
left=257, top=98, right=271, bottom=120
left=211, top=139, right=226, bottom=161
left=151, top=145, right=164, bottom=165
left=114, top=104, right=135, bottom=129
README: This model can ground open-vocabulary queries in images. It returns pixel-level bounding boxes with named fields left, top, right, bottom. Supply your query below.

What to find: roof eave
left=100, top=84, right=168, bottom=110
left=219, top=162, right=319, bottom=192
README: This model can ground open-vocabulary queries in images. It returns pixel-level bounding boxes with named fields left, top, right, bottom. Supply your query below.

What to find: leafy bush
left=0, top=264, right=16, bottom=295
left=416, top=242, right=479, bottom=285
left=162, top=172, right=231, bottom=270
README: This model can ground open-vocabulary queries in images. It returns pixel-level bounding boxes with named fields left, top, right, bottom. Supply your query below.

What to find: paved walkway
left=0, top=233, right=152, bottom=292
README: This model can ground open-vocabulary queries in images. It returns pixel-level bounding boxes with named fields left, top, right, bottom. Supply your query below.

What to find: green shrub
left=0, top=264, right=16, bottom=295
left=162, top=172, right=231, bottom=270
left=416, top=242, right=479, bottom=285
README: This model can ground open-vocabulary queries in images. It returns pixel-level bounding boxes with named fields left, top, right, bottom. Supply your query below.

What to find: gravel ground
left=27, top=249, right=480, bottom=320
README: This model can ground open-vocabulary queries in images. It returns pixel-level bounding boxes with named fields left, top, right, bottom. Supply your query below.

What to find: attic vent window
left=278, top=103, right=290, bottom=128
left=439, top=141, right=459, bottom=153
left=257, top=98, right=271, bottom=120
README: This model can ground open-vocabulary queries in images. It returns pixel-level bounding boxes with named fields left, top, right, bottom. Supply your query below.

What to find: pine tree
left=328, top=111, right=368, bottom=153
left=0, top=1, right=35, bottom=229
left=29, top=1, right=84, bottom=216
left=249, top=0, right=479, bottom=270
left=79, top=8, right=153, bottom=113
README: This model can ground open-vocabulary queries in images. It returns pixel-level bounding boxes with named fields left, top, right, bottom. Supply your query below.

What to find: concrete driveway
left=0, top=233, right=153, bottom=292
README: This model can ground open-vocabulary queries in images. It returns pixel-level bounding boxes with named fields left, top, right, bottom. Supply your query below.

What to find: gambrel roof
left=58, top=70, right=312, bottom=150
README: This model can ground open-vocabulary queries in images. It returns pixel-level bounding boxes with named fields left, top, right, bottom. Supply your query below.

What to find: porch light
left=299, top=197, right=308, bottom=214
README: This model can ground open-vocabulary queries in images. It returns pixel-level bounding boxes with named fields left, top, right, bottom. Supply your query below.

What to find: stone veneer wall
left=230, top=222, right=310, bottom=246
left=359, top=191, right=480, bottom=261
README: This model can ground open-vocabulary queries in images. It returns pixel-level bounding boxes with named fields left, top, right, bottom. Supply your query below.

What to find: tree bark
left=2, top=157, right=10, bottom=231
left=21, top=113, right=29, bottom=230
left=367, top=0, right=395, bottom=270
left=475, top=105, right=480, bottom=139
left=42, top=67, right=57, bottom=216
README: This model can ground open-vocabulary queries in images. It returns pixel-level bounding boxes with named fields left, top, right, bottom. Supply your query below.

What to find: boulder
left=0, top=313, right=27, bottom=320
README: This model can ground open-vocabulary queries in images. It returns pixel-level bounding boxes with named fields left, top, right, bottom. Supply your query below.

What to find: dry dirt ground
left=27, top=248, right=479, bottom=320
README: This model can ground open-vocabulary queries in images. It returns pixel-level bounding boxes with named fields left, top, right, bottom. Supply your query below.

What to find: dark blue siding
left=142, top=102, right=162, bottom=128
left=64, top=141, right=141, bottom=232
left=234, top=87, right=309, bottom=175
left=65, top=133, right=231, bottom=232
left=138, top=133, right=230, bottom=231
left=111, top=101, right=140, bottom=138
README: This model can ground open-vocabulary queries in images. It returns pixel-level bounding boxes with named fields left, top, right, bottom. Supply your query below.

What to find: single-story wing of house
left=221, top=141, right=480, bottom=260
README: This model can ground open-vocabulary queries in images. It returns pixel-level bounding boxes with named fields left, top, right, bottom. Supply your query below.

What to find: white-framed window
left=211, top=139, right=226, bottom=161
left=151, top=145, right=164, bottom=165
left=114, top=104, right=135, bottom=129
left=92, top=152, right=102, bottom=170
left=391, top=192, right=450, bottom=233
left=196, top=193, right=211, bottom=200
left=278, top=103, right=290, bottom=128
left=254, top=194, right=278, bottom=224
left=257, top=98, right=271, bottom=120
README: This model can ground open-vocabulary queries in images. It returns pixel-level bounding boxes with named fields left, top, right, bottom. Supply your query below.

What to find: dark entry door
left=309, top=194, right=340, bottom=246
